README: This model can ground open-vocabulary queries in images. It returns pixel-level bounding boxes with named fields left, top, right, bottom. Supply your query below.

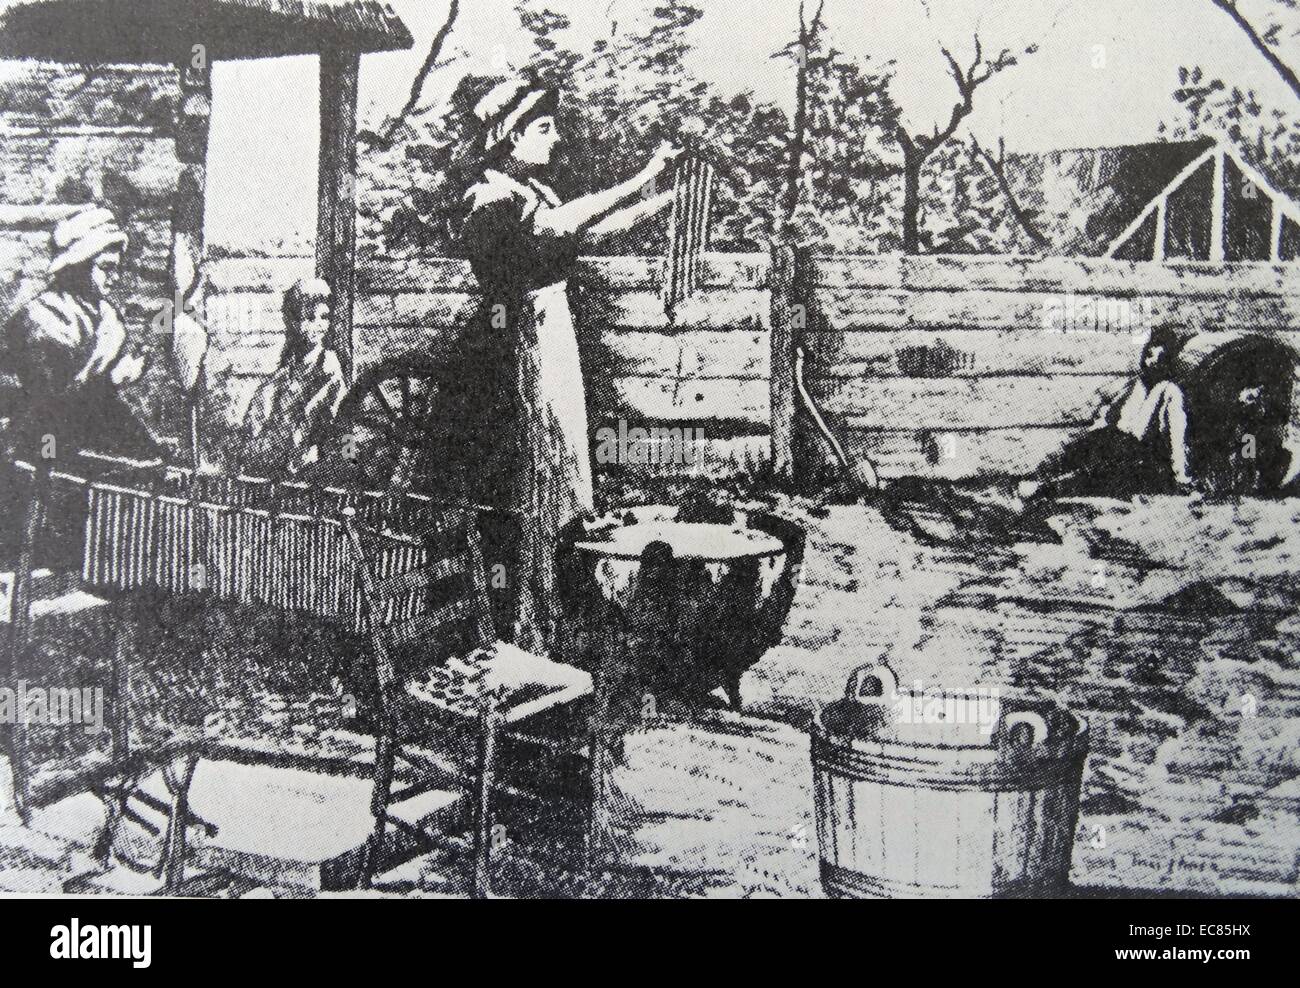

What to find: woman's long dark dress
left=432, top=168, right=595, bottom=653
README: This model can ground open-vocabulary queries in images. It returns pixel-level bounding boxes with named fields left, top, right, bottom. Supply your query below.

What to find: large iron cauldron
left=557, top=503, right=805, bottom=710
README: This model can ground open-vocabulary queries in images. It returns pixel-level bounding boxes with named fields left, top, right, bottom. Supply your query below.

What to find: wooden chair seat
left=185, top=759, right=388, bottom=893
left=339, top=508, right=594, bottom=896
left=402, top=642, right=593, bottom=725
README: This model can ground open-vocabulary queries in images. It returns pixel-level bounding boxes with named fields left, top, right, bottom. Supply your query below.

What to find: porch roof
left=0, top=0, right=413, bottom=63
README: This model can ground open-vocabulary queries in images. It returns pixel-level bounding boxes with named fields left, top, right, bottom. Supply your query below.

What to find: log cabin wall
left=0, top=64, right=179, bottom=336
left=575, top=253, right=771, bottom=481
left=0, top=63, right=181, bottom=427
left=201, top=252, right=774, bottom=479
left=200, top=251, right=1300, bottom=483
left=805, top=255, right=1300, bottom=482
left=200, top=255, right=314, bottom=428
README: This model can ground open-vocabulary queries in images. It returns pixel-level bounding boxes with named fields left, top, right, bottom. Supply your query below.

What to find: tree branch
left=359, top=0, right=461, bottom=151
left=921, top=39, right=1025, bottom=152
left=1208, top=0, right=1300, bottom=100
left=808, top=0, right=827, bottom=35
left=782, top=0, right=827, bottom=223
left=894, top=126, right=916, bottom=158
left=971, top=135, right=1049, bottom=247
left=895, top=34, right=1034, bottom=253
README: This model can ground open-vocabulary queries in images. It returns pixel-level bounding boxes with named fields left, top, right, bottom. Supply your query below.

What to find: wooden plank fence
left=195, top=250, right=1300, bottom=483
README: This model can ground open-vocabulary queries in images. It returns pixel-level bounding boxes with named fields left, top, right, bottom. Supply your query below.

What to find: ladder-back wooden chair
left=340, top=506, right=592, bottom=897
left=4, top=462, right=211, bottom=895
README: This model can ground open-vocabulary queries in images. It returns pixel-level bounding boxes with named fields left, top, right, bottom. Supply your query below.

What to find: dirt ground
left=4, top=490, right=1299, bottom=898
left=586, top=492, right=1300, bottom=898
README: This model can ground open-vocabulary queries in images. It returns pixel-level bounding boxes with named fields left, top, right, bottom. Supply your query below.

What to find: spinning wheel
left=341, top=356, right=442, bottom=446
left=333, top=356, right=445, bottom=485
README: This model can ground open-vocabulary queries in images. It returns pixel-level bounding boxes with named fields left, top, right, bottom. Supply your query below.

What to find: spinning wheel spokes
left=345, top=364, right=439, bottom=447
left=374, top=382, right=401, bottom=422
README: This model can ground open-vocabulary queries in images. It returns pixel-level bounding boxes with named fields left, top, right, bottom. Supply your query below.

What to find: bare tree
left=776, top=0, right=827, bottom=226
left=1208, top=0, right=1300, bottom=101
left=894, top=37, right=1034, bottom=253
left=359, top=0, right=462, bottom=150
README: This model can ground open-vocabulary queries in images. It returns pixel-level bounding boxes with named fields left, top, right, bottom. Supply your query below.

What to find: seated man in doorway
left=1026, top=327, right=1193, bottom=497
left=0, top=206, right=162, bottom=568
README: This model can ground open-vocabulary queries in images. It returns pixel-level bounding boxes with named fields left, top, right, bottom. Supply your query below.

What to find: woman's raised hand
left=646, top=141, right=684, bottom=177
left=541, top=141, right=683, bottom=237
left=109, top=351, right=147, bottom=386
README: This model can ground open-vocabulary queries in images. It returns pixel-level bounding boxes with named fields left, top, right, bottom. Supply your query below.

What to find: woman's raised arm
left=585, top=187, right=675, bottom=242
left=534, top=142, right=681, bottom=237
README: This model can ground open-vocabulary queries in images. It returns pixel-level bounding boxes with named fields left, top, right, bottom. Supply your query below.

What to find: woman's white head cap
left=49, top=206, right=128, bottom=275
left=474, top=78, right=555, bottom=154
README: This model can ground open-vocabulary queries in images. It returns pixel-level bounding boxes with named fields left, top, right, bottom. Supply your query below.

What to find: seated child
left=238, top=278, right=346, bottom=476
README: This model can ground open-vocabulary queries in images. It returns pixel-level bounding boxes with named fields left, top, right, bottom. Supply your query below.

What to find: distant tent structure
left=1002, top=137, right=1300, bottom=262
left=1104, top=138, right=1300, bottom=263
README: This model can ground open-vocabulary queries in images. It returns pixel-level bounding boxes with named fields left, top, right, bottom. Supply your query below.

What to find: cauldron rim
left=572, top=541, right=787, bottom=562
left=571, top=505, right=794, bottom=563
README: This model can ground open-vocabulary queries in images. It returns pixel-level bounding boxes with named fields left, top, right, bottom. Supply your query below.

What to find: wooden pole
left=585, top=616, right=626, bottom=872
left=1209, top=147, right=1226, bottom=264
left=317, top=48, right=361, bottom=383
left=770, top=243, right=810, bottom=484
left=160, top=754, right=199, bottom=893
left=1153, top=199, right=1167, bottom=263
left=110, top=608, right=133, bottom=765
left=172, top=53, right=212, bottom=469
left=472, top=704, right=501, bottom=899
left=2, top=466, right=49, bottom=824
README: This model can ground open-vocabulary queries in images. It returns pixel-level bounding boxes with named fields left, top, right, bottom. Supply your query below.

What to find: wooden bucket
left=811, top=665, right=1089, bottom=899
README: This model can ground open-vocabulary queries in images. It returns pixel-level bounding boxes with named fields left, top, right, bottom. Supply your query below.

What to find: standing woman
left=439, top=76, right=680, bottom=651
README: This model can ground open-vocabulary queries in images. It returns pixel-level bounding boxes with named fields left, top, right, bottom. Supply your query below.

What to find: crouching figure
left=1029, top=327, right=1193, bottom=497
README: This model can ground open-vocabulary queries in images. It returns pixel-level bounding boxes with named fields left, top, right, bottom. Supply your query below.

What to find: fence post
left=771, top=243, right=814, bottom=485
left=770, top=243, right=798, bottom=481
left=317, top=47, right=361, bottom=383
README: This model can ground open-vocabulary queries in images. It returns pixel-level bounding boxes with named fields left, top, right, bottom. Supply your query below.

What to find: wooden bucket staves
left=811, top=665, right=1089, bottom=899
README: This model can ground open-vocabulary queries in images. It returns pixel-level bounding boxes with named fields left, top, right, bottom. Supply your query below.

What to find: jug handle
left=1003, top=710, right=1049, bottom=746
left=846, top=664, right=899, bottom=706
